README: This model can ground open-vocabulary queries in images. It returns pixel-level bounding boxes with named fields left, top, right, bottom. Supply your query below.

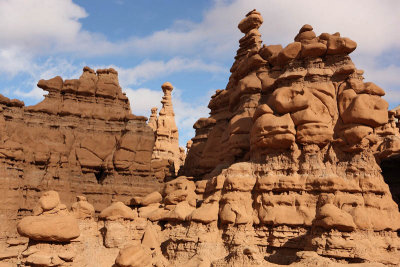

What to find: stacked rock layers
left=0, top=67, right=161, bottom=244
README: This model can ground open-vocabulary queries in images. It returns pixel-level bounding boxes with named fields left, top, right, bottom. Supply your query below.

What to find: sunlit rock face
left=2, top=8, right=400, bottom=267
left=0, top=67, right=162, bottom=249
left=180, top=9, right=400, bottom=266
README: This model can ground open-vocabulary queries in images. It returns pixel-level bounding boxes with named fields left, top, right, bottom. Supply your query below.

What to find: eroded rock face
left=0, top=67, right=161, bottom=246
left=2, top=9, right=400, bottom=267
left=178, top=9, right=400, bottom=266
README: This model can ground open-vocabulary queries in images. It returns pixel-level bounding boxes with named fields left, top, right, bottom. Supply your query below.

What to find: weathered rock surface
left=17, top=191, right=80, bottom=242
left=1, top=8, right=400, bottom=267
left=0, top=67, right=162, bottom=250
left=115, top=244, right=152, bottom=267
left=179, top=9, right=400, bottom=266
left=151, top=82, right=185, bottom=178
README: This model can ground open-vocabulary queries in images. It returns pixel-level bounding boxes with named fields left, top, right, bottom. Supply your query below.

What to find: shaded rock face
left=0, top=67, right=161, bottom=243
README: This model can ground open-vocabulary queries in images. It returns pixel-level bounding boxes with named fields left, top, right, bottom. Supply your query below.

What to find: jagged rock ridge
left=2, top=9, right=400, bottom=267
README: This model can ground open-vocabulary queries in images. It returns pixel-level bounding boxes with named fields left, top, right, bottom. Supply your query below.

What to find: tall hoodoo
left=152, top=82, right=181, bottom=173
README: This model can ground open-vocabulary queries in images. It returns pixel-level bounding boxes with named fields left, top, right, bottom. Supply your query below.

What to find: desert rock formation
left=150, top=82, right=185, bottom=177
left=1, top=8, right=400, bottom=267
left=179, top=9, right=400, bottom=265
left=0, top=67, right=163, bottom=254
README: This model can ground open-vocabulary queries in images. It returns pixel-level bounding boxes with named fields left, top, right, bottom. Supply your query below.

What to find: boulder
left=17, top=215, right=80, bottom=242
left=99, top=201, right=137, bottom=220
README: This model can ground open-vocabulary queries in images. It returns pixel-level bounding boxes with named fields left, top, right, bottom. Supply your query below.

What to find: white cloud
left=125, top=88, right=163, bottom=116
left=116, top=0, right=400, bottom=59
left=0, top=0, right=86, bottom=52
left=116, top=57, right=226, bottom=87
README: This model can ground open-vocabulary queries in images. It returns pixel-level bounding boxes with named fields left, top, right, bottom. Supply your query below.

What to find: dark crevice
left=95, top=168, right=107, bottom=184
left=380, top=154, right=400, bottom=211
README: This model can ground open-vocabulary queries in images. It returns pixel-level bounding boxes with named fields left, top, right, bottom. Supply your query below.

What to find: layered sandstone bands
left=0, top=67, right=161, bottom=249
left=179, top=9, right=400, bottom=265
left=2, top=8, right=400, bottom=267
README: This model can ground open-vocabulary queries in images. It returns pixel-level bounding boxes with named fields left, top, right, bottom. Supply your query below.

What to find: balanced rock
left=17, top=191, right=80, bottom=242
left=17, top=215, right=80, bottom=242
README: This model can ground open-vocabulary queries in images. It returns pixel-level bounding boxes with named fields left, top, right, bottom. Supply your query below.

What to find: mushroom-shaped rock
left=161, top=81, right=173, bottom=94
left=71, top=195, right=95, bottom=219
left=99, top=201, right=137, bottom=221
left=295, top=24, right=317, bottom=44
left=238, top=9, right=263, bottom=34
left=115, top=245, right=152, bottom=267
left=17, top=215, right=80, bottom=242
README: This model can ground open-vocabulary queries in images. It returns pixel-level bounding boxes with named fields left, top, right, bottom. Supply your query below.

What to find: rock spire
left=152, top=82, right=181, bottom=174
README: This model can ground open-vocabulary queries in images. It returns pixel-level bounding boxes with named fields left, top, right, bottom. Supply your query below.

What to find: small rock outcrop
left=115, top=244, right=152, bottom=267
left=17, top=191, right=80, bottom=242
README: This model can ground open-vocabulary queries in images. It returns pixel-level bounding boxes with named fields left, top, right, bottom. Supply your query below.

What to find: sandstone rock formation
left=17, top=191, right=80, bottom=242
left=0, top=67, right=161, bottom=255
left=178, top=9, right=400, bottom=265
left=150, top=82, right=185, bottom=178
left=2, top=8, right=400, bottom=267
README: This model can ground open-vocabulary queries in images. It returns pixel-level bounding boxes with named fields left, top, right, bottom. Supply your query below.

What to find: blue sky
left=0, top=0, right=400, bottom=147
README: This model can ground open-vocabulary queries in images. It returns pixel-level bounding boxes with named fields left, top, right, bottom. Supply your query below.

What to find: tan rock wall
left=0, top=67, right=161, bottom=245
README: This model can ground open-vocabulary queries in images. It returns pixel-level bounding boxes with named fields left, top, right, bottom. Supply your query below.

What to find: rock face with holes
left=2, top=8, right=400, bottom=267
left=0, top=67, right=161, bottom=250
left=176, top=9, right=400, bottom=266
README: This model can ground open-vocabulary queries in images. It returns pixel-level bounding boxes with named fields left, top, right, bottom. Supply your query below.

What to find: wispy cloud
left=116, top=57, right=226, bottom=87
